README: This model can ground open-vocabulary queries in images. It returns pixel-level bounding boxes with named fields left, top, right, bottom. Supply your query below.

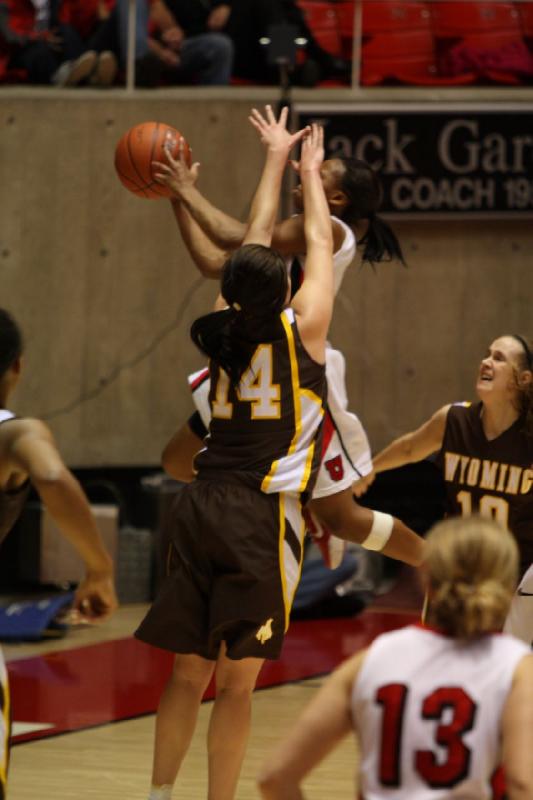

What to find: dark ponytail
left=360, top=213, right=405, bottom=265
left=338, top=158, right=406, bottom=266
left=0, top=308, right=23, bottom=380
left=190, top=244, right=288, bottom=386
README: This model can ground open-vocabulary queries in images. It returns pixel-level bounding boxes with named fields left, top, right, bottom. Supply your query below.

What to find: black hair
left=190, top=244, right=288, bottom=386
left=510, top=334, right=533, bottom=440
left=0, top=308, right=23, bottom=380
left=337, top=158, right=406, bottom=266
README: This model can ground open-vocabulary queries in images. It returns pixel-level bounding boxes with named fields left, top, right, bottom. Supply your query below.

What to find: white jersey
left=0, top=411, right=15, bottom=424
left=352, top=625, right=529, bottom=800
left=0, top=649, right=7, bottom=795
left=189, top=214, right=372, bottom=500
left=286, top=213, right=356, bottom=297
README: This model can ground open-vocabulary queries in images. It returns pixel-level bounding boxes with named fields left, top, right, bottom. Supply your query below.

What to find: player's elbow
left=31, top=463, right=68, bottom=486
left=161, top=444, right=194, bottom=483
left=505, top=771, right=533, bottom=800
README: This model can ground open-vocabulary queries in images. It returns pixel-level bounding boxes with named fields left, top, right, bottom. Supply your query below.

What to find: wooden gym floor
left=5, top=568, right=422, bottom=800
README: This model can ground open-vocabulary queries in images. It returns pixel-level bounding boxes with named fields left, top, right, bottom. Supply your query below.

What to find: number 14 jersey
left=194, top=308, right=326, bottom=500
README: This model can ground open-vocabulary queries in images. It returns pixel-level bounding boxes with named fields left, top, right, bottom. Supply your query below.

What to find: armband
left=361, top=511, right=393, bottom=551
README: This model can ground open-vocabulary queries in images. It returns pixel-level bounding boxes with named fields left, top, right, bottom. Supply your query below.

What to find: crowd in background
left=0, top=0, right=351, bottom=88
left=1, top=2, right=533, bottom=89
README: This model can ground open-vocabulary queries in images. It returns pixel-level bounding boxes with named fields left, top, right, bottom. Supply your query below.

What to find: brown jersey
left=436, top=401, right=533, bottom=575
left=0, top=411, right=30, bottom=546
left=194, top=308, right=326, bottom=500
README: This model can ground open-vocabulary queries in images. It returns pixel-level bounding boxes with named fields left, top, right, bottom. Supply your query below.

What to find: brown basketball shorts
left=135, top=479, right=305, bottom=660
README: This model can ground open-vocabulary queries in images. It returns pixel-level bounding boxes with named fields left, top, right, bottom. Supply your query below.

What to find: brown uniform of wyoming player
left=372, top=335, right=533, bottom=645
left=136, top=110, right=331, bottom=800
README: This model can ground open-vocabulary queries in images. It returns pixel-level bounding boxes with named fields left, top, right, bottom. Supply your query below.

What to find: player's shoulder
left=445, top=401, right=475, bottom=421
left=0, top=417, right=52, bottom=441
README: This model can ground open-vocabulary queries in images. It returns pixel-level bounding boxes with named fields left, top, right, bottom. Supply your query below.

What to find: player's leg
left=149, top=652, right=215, bottom=797
left=309, top=347, right=374, bottom=568
left=208, top=645, right=264, bottom=800
left=310, top=488, right=425, bottom=566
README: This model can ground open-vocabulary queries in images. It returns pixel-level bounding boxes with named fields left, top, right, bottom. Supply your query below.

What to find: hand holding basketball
left=152, top=137, right=201, bottom=199
left=114, top=121, right=192, bottom=200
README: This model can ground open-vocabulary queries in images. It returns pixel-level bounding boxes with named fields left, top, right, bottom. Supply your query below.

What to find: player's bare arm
left=502, top=654, right=533, bottom=800
left=372, top=404, right=451, bottom=473
left=244, top=106, right=308, bottom=248
left=291, top=125, right=333, bottom=364
left=6, top=418, right=117, bottom=621
left=258, top=651, right=365, bottom=799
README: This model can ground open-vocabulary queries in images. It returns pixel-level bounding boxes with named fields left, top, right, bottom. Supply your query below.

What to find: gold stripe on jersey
left=262, top=313, right=301, bottom=492
left=278, top=493, right=306, bottom=631
left=0, top=661, right=9, bottom=790
left=278, top=494, right=289, bottom=629
left=261, top=313, right=324, bottom=495
left=298, top=388, right=323, bottom=493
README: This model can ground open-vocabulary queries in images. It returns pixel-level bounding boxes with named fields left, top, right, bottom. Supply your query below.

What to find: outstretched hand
left=152, top=138, right=200, bottom=198
left=249, top=105, right=310, bottom=155
left=290, top=122, right=324, bottom=174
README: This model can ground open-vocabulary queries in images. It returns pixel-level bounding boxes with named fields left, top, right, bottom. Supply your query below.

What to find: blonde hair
left=425, top=516, right=518, bottom=639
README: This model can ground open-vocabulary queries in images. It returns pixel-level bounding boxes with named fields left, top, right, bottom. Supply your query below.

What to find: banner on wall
left=295, top=104, right=533, bottom=219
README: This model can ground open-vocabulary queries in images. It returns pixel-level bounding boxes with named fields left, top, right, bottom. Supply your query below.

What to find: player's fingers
left=265, top=104, right=276, bottom=124
left=278, top=106, right=289, bottom=127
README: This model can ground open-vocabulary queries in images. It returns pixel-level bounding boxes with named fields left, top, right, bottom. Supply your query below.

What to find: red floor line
left=9, top=610, right=417, bottom=744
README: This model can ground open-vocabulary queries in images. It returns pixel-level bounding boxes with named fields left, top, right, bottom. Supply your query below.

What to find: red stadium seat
left=432, top=3, right=533, bottom=85
left=362, top=1, right=432, bottom=34
left=336, top=1, right=355, bottom=38
left=296, top=1, right=343, bottom=57
left=518, top=2, right=533, bottom=36
left=361, top=29, right=476, bottom=85
left=431, top=2, right=522, bottom=35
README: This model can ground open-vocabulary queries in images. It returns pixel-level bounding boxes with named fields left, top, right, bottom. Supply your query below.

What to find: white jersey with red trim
left=286, top=213, right=356, bottom=296
left=352, top=625, right=529, bottom=800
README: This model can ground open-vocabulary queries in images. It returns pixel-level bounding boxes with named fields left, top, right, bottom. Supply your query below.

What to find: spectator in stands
left=0, top=0, right=100, bottom=86
left=68, top=0, right=118, bottom=87
left=110, top=0, right=233, bottom=87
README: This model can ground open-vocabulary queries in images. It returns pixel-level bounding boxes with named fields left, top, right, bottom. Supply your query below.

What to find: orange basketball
left=114, top=121, right=192, bottom=199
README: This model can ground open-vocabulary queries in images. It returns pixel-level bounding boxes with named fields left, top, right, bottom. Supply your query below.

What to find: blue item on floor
left=0, top=593, right=74, bottom=641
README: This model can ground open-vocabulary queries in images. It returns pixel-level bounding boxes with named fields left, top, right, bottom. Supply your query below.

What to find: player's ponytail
left=338, top=158, right=406, bottom=266
left=360, top=213, right=405, bottom=265
left=511, top=334, right=533, bottom=440
left=191, top=244, right=288, bottom=386
left=425, top=516, right=518, bottom=640
left=0, top=308, right=23, bottom=380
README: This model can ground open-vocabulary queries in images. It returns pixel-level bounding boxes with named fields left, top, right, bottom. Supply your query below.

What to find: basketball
left=114, top=121, right=192, bottom=199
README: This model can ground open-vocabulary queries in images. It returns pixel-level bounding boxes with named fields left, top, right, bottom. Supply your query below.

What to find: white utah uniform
left=352, top=625, right=529, bottom=800
left=188, top=214, right=372, bottom=500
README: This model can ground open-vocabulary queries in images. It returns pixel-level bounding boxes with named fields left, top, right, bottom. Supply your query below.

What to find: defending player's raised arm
left=7, top=419, right=117, bottom=621
left=243, top=106, right=308, bottom=248
left=290, top=125, right=334, bottom=364
left=372, top=405, right=451, bottom=473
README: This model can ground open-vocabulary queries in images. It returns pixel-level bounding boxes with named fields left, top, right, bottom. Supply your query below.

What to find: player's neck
left=480, top=399, right=520, bottom=441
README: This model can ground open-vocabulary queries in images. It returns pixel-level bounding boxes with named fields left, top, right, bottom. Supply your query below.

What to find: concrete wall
left=1, top=87, right=531, bottom=466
